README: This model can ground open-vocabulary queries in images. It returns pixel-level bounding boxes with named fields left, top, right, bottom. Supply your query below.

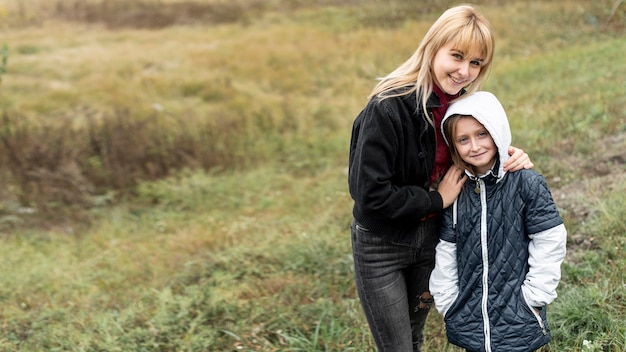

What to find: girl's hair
left=369, top=4, right=494, bottom=125
left=443, top=114, right=479, bottom=175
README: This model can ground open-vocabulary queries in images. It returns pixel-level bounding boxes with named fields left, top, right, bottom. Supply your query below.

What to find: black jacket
left=348, top=89, right=444, bottom=243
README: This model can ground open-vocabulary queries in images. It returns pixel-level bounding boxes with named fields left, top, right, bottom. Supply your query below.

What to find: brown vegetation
left=0, top=107, right=246, bottom=211
left=54, top=0, right=266, bottom=29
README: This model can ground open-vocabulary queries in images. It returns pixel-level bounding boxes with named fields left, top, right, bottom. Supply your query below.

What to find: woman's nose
left=457, top=61, right=470, bottom=76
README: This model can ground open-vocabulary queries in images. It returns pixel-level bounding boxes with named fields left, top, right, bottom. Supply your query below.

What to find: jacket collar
left=467, top=158, right=501, bottom=185
left=465, top=158, right=504, bottom=185
left=424, top=87, right=466, bottom=110
left=481, top=158, right=501, bottom=185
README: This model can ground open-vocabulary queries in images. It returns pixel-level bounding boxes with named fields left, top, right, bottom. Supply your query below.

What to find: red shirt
left=429, top=84, right=461, bottom=186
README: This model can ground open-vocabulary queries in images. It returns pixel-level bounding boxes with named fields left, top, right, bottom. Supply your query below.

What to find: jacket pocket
left=521, top=286, right=548, bottom=336
left=441, top=292, right=459, bottom=318
left=354, top=222, right=370, bottom=233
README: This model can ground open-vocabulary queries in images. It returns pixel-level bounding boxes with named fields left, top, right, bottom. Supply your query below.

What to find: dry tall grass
left=0, top=0, right=623, bottom=218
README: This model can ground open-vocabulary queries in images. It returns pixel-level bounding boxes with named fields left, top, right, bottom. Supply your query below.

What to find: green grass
left=0, top=0, right=625, bottom=351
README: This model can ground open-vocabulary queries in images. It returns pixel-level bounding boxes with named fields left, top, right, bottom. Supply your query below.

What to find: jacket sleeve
left=522, top=223, right=567, bottom=307
left=349, top=99, right=443, bottom=221
left=430, top=239, right=459, bottom=317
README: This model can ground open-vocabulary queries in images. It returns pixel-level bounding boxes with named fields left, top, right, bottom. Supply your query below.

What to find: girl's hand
left=438, top=165, right=467, bottom=208
left=504, top=146, right=534, bottom=172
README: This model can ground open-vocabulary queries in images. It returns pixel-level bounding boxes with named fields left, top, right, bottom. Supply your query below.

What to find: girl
left=348, top=5, right=532, bottom=351
left=429, top=91, right=567, bottom=352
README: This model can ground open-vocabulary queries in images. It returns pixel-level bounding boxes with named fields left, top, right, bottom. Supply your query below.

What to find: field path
left=550, top=131, right=626, bottom=253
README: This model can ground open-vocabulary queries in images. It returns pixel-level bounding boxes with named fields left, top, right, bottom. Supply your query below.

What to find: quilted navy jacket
left=429, top=92, right=567, bottom=352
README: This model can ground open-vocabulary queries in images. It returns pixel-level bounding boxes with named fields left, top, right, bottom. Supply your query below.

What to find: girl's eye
left=452, top=53, right=463, bottom=60
left=457, top=137, right=468, bottom=144
left=470, top=60, right=482, bottom=67
left=478, top=131, right=490, bottom=138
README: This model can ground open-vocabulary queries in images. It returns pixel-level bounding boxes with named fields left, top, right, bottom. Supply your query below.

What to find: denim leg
left=351, top=220, right=440, bottom=352
left=406, top=219, right=439, bottom=352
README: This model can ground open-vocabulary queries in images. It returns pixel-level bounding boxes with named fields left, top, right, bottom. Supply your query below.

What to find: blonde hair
left=369, top=4, right=494, bottom=124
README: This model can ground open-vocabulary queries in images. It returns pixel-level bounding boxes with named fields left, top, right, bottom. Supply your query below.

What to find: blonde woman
left=348, top=5, right=532, bottom=351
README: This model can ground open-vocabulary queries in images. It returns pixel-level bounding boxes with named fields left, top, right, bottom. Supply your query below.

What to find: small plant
left=0, top=45, right=7, bottom=83
left=582, top=338, right=604, bottom=352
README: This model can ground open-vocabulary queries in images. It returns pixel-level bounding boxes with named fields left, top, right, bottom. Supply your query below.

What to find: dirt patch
left=54, top=1, right=266, bottom=29
left=550, top=132, right=626, bottom=256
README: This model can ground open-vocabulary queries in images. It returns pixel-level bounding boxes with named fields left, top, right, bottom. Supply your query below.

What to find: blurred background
left=0, top=0, right=624, bottom=351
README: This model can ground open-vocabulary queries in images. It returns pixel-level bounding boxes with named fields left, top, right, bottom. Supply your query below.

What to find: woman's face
left=432, top=43, right=484, bottom=95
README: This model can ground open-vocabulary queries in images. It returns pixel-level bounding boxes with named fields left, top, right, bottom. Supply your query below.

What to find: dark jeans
left=351, top=218, right=440, bottom=352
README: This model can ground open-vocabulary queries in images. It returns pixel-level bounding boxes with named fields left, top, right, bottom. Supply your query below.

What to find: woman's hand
left=504, top=146, right=534, bottom=172
left=438, top=165, right=467, bottom=208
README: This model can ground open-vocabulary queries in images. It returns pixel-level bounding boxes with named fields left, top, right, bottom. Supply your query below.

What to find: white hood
left=442, top=91, right=511, bottom=179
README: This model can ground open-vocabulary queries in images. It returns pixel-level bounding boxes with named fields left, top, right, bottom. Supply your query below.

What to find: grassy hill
left=0, top=0, right=625, bottom=350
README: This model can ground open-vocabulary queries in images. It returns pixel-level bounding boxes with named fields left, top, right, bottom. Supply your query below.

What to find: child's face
left=452, top=117, right=497, bottom=174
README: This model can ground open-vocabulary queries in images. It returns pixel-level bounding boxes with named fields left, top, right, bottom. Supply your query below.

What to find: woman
left=348, top=5, right=532, bottom=351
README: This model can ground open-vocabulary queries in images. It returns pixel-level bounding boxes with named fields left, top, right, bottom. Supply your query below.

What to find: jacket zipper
left=420, top=111, right=436, bottom=189
left=478, top=179, right=492, bottom=352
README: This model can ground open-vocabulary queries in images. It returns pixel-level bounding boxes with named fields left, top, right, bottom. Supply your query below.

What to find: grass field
left=0, top=0, right=625, bottom=351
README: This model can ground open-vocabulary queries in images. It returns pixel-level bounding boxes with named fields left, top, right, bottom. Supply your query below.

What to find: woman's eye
left=470, top=60, right=482, bottom=66
left=452, top=53, right=463, bottom=59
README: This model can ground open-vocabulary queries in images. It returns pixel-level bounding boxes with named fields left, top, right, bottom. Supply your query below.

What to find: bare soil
left=550, top=132, right=626, bottom=257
